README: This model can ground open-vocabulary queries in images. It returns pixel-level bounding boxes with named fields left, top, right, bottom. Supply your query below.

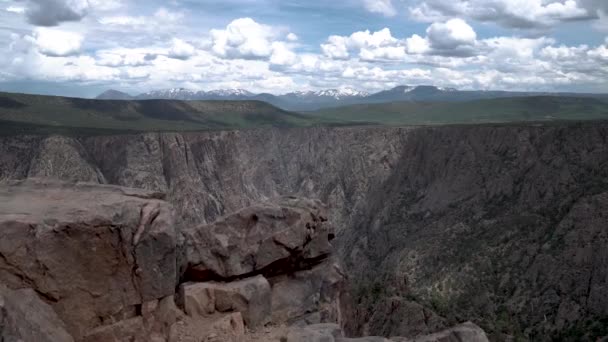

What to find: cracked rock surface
left=0, top=178, right=177, bottom=339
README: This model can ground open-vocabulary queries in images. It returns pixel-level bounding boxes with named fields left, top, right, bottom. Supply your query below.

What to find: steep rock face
left=1, top=123, right=608, bottom=340
left=27, top=135, right=105, bottom=183
left=0, top=179, right=177, bottom=339
left=27, top=127, right=404, bottom=231
left=341, top=125, right=608, bottom=340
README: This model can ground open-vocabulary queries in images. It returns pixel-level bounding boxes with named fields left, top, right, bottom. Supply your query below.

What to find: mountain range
left=96, top=85, right=608, bottom=111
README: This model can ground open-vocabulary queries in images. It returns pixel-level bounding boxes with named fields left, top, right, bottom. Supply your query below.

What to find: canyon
left=1, top=122, right=608, bottom=341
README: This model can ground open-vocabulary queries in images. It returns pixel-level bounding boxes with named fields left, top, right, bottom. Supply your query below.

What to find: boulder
left=184, top=197, right=333, bottom=281
left=306, top=323, right=344, bottom=338
left=286, top=327, right=336, bottom=342
left=0, top=179, right=177, bottom=339
left=168, top=313, right=245, bottom=342
left=82, top=317, right=146, bottom=342
left=154, top=295, right=186, bottom=334
left=405, top=322, right=489, bottom=342
left=180, top=275, right=272, bottom=328
left=0, top=285, right=74, bottom=342
left=270, top=260, right=344, bottom=325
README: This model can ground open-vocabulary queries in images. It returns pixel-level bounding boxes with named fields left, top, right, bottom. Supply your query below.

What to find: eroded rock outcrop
left=0, top=179, right=177, bottom=339
left=179, top=197, right=344, bottom=332
left=0, top=179, right=348, bottom=341
left=183, top=197, right=334, bottom=281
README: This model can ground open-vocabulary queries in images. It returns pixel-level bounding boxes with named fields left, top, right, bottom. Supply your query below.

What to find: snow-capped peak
left=437, top=86, right=457, bottom=92
left=137, top=88, right=197, bottom=100
left=205, top=89, right=253, bottom=96
left=287, top=88, right=369, bottom=99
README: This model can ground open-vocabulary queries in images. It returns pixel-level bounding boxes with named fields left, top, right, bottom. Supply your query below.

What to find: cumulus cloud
left=210, top=18, right=297, bottom=63
left=96, top=49, right=155, bottom=67
left=322, top=28, right=405, bottom=61
left=2, top=0, right=608, bottom=95
left=363, top=0, right=397, bottom=17
left=405, top=34, right=430, bottom=54
left=30, top=28, right=83, bottom=57
left=168, top=38, right=196, bottom=60
left=409, top=0, right=592, bottom=29
left=321, top=20, right=480, bottom=60
left=426, top=19, right=477, bottom=56
left=269, top=42, right=298, bottom=66
left=23, top=0, right=89, bottom=26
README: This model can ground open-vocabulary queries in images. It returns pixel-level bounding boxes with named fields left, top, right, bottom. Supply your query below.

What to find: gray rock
left=184, top=197, right=333, bottom=280
left=0, top=179, right=177, bottom=339
left=27, top=135, right=105, bottom=183
left=404, top=322, right=489, bottom=342
left=180, top=275, right=271, bottom=328
left=336, top=337, right=392, bottom=342
left=287, top=327, right=335, bottom=342
left=270, top=260, right=344, bottom=325
left=82, top=317, right=146, bottom=342
left=365, top=298, right=446, bottom=338
left=0, top=285, right=74, bottom=342
left=306, top=323, right=344, bottom=338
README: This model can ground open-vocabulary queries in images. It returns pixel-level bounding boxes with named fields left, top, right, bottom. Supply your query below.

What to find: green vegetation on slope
left=1, top=92, right=607, bottom=135
left=0, top=92, right=342, bottom=135
left=308, top=96, right=608, bottom=125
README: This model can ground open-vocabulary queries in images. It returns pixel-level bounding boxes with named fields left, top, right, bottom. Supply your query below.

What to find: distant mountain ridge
left=96, top=85, right=608, bottom=111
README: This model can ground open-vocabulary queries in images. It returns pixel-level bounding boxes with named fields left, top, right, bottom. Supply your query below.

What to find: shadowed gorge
left=2, top=121, right=608, bottom=341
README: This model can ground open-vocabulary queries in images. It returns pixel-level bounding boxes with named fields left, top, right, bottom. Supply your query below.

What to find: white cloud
left=321, top=36, right=350, bottom=59
left=210, top=17, right=297, bottom=63
left=1, top=1, right=607, bottom=95
left=6, top=6, right=25, bottom=13
left=405, top=34, right=430, bottom=54
left=287, top=33, right=299, bottom=42
left=31, top=28, right=83, bottom=57
left=211, top=18, right=275, bottom=59
left=410, top=0, right=592, bottom=29
left=99, top=16, right=147, bottom=26
left=99, top=7, right=183, bottom=27
left=363, top=0, right=397, bottom=17
left=426, top=18, right=477, bottom=56
left=96, top=48, right=156, bottom=67
left=168, top=38, right=196, bottom=60
left=270, top=42, right=297, bottom=66
left=322, top=28, right=405, bottom=61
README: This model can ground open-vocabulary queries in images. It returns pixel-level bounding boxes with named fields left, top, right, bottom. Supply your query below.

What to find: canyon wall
left=1, top=122, right=608, bottom=341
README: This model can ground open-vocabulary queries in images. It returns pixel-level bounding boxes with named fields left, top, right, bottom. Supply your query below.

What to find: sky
left=0, top=0, right=607, bottom=97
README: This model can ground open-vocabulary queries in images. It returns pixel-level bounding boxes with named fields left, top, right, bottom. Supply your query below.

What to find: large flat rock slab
left=0, top=178, right=178, bottom=339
